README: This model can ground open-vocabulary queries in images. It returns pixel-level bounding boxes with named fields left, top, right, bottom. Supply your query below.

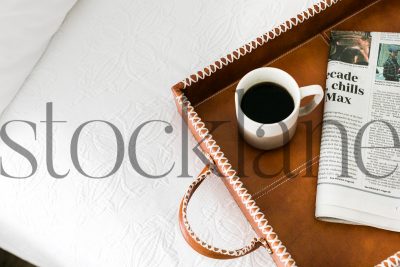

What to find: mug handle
left=298, top=85, right=324, bottom=117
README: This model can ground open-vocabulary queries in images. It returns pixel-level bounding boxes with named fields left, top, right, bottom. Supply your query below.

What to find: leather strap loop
left=178, top=164, right=272, bottom=259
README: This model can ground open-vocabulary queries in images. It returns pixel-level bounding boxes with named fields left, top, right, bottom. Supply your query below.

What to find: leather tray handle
left=178, top=164, right=272, bottom=259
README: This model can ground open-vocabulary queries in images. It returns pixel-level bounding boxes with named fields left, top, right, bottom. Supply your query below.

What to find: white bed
left=0, top=0, right=320, bottom=266
left=0, top=0, right=77, bottom=115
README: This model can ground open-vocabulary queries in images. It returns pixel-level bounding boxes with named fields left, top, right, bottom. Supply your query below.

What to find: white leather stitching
left=375, top=252, right=400, bottom=267
left=252, top=155, right=320, bottom=197
left=181, top=168, right=271, bottom=257
left=176, top=93, right=297, bottom=266
left=180, top=0, right=340, bottom=90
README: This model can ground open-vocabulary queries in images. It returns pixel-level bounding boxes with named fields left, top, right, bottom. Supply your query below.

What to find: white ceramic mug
left=235, top=67, right=324, bottom=150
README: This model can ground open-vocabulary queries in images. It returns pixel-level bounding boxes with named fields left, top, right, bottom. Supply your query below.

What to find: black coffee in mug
left=240, top=82, right=294, bottom=124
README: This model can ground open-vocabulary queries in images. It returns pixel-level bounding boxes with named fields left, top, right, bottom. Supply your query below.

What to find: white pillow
left=0, top=0, right=77, bottom=115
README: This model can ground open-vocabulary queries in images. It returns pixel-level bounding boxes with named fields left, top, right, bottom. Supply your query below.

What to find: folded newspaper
left=316, top=31, right=400, bottom=232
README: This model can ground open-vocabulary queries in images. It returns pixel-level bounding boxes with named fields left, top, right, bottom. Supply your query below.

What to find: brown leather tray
left=172, top=0, right=400, bottom=266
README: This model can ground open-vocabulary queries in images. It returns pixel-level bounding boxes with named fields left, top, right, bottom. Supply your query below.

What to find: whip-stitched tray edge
left=171, top=0, right=400, bottom=266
